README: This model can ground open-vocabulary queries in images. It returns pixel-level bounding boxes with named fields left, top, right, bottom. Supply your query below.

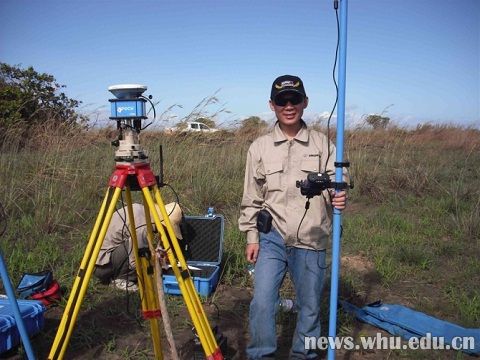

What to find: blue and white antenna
left=109, top=84, right=148, bottom=120
left=108, top=84, right=149, bottom=163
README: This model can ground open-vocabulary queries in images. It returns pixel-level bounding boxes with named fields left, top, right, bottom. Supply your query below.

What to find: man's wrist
left=246, top=231, right=259, bottom=245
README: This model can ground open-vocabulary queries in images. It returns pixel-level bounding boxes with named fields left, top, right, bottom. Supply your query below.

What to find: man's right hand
left=245, top=243, right=260, bottom=263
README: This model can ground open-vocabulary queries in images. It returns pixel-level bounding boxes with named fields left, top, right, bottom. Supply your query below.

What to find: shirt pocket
left=300, top=159, right=320, bottom=173
left=264, top=161, right=283, bottom=191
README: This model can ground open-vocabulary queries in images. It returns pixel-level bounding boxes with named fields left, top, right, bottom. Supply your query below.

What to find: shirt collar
left=273, top=120, right=309, bottom=143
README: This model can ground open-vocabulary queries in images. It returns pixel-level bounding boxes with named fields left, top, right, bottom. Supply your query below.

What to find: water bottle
left=278, top=298, right=296, bottom=313
left=206, top=206, right=215, bottom=217
left=246, top=264, right=255, bottom=278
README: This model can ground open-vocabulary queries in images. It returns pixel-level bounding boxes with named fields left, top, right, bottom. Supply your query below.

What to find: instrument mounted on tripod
left=108, top=84, right=166, bottom=190
left=108, top=84, right=155, bottom=163
left=48, top=84, right=225, bottom=360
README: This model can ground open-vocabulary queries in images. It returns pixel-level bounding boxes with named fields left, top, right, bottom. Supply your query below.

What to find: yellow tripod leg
left=142, top=186, right=222, bottom=359
left=141, top=188, right=208, bottom=346
left=142, top=198, right=180, bottom=360
left=48, top=186, right=123, bottom=360
left=124, top=188, right=163, bottom=360
left=151, top=186, right=218, bottom=354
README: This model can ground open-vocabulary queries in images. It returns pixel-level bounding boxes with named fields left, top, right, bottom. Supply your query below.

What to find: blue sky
left=1, top=0, right=479, bottom=128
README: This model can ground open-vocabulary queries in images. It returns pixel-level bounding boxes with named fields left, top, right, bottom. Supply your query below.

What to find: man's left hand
left=330, top=190, right=347, bottom=210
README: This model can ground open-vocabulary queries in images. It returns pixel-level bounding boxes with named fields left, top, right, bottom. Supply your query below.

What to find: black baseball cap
left=270, top=75, right=307, bottom=101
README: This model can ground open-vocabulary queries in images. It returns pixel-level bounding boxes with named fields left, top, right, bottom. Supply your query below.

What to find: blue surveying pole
left=0, top=252, right=36, bottom=359
left=327, top=0, right=348, bottom=359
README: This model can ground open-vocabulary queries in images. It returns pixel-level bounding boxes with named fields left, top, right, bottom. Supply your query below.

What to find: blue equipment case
left=0, top=298, right=45, bottom=354
left=163, top=214, right=224, bottom=297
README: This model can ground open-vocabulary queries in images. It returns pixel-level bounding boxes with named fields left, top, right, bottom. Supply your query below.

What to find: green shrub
left=0, top=62, right=87, bottom=144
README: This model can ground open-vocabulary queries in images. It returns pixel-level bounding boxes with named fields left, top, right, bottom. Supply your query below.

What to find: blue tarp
left=341, top=300, right=480, bottom=355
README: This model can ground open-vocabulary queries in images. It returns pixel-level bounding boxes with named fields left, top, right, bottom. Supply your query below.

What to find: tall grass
left=342, top=125, right=480, bottom=327
left=1, top=121, right=479, bottom=357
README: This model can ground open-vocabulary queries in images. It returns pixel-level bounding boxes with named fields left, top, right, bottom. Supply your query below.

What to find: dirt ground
left=2, top=256, right=466, bottom=359
left=3, top=284, right=251, bottom=360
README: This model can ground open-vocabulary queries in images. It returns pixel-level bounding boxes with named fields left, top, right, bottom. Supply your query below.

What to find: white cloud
left=304, top=108, right=367, bottom=129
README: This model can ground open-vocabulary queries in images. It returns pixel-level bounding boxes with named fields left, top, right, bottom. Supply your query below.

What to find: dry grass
left=1, top=121, right=479, bottom=358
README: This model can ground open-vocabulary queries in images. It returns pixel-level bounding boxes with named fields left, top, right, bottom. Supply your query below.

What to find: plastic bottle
left=206, top=206, right=215, bottom=217
left=278, top=298, right=296, bottom=312
left=246, top=264, right=255, bottom=278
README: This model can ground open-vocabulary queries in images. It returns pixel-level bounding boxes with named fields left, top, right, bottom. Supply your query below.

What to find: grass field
left=0, top=122, right=479, bottom=359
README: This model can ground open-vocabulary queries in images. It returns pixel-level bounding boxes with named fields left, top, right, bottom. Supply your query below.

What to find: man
left=239, top=75, right=348, bottom=359
left=94, top=202, right=183, bottom=291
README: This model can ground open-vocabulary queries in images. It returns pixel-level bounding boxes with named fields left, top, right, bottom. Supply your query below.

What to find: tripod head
left=108, top=84, right=150, bottom=163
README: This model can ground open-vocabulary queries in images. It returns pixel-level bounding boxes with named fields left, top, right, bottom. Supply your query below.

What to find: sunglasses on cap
left=273, top=92, right=305, bottom=107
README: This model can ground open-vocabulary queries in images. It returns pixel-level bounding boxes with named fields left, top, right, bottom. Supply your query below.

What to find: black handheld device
left=257, top=209, right=272, bottom=234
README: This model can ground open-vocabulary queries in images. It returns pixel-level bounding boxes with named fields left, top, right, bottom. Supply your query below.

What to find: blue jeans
left=247, top=228, right=327, bottom=360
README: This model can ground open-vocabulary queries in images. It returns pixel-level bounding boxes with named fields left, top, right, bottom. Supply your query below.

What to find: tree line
left=0, top=62, right=87, bottom=143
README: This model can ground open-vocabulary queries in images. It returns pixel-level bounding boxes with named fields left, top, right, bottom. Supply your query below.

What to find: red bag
left=31, top=280, right=61, bottom=306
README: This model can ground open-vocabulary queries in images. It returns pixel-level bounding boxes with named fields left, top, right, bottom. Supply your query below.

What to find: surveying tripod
left=48, top=84, right=223, bottom=360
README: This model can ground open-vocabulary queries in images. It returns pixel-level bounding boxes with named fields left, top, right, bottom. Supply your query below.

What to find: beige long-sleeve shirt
left=96, top=203, right=149, bottom=269
left=96, top=202, right=184, bottom=269
left=239, top=122, right=344, bottom=250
